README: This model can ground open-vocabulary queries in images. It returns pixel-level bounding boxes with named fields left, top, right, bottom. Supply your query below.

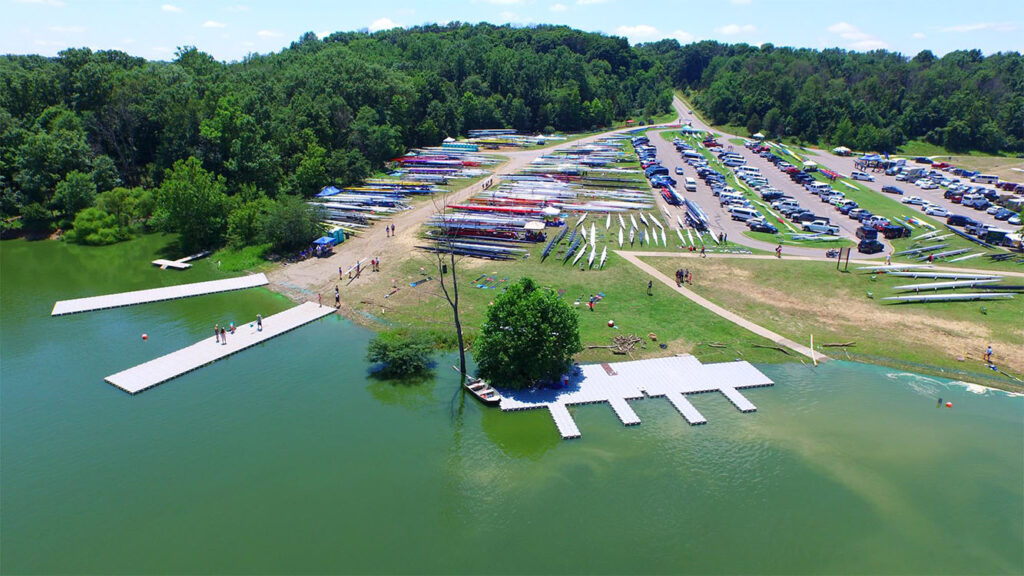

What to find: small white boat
left=572, top=241, right=588, bottom=265
left=618, top=227, right=624, bottom=248
left=660, top=228, right=667, bottom=247
left=590, top=223, right=597, bottom=247
left=639, top=212, right=649, bottom=226
left=605, top=213, right=611, bottom=230
left=599, top=246, right=607, bottom=269
left=618, top=214, right=626, bottom=229
left=629, top=228, right=636, bottom=245
left=588, top=245, right=595, bottom=268
left=630, top=214, right=639, bottom=230
left=649, top=213, right=663, bottom=229
left=686, top=228, right=694, bottom=245
left=676, top=229, right=685, bottom=246
left=576, top=213, right=587, bottom=227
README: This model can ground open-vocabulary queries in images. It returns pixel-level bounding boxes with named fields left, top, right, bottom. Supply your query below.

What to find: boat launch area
left=51, top=274, right=269, bottom=316
left=105, top=302, right=335, bottom=394
left=498, top=355, right=773, bottom=439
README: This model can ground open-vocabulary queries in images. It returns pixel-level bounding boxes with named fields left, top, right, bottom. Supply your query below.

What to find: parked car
left=993, top=208, right=1015, bottom=221
left=918, top=181, right=938, bottom=190
left=802, top=220, right=841, bottom=235
left=747, top=218, right=778, bottom=234
left=1009, top=214, right=1022, bottom=225
left=850, top=171, right=875, bottom=181
left=674, top=166, right=685, bottom=175
left=856, top=226, right=878, bottom=240
left=839, top=202, right=859, bottom=215
left=858, top=239, right=885, bottom=254
left=946, top=214, right=977, bottom=227
left=924, top=206, right=949, bottom=217
left=848, top=209, right=871, bottom=221
left=881, top=186, right=904, bottom=195
left=901, top=196, right=925, bottom=205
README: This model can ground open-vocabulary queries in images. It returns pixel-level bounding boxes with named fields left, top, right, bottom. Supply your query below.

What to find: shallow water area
left=2, top=237, right=1022, bottom=574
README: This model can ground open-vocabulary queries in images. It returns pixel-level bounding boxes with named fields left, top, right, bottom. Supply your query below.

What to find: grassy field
left=349, top=243, right=787, bottom=367
left=641, top=255, right=1024, bottom=391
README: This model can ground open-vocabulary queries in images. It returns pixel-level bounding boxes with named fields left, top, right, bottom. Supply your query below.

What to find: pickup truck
left=802, top=220, right=841, bottom=235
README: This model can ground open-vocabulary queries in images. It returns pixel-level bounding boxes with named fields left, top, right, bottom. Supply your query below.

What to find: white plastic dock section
left=105, top=302, right=334, bottom=394
left=51, top=274, right=268, bottom=316
left=498, top=355, right=773, bottom=439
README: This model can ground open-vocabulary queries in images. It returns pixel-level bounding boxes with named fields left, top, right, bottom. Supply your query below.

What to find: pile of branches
left=588, top=334, right=643, bottom=354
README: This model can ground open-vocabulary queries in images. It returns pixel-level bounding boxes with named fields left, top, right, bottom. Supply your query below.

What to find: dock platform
left=105, top=302, right=334, bottom=394
left=497, top=355, right=772, bottom=439
left=52, top=274, right=268, bottom=316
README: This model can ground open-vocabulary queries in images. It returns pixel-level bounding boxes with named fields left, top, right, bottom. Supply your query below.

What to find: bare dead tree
left=430, top=191, right=469, bottom=384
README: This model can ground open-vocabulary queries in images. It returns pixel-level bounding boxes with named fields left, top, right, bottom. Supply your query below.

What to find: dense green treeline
left=641, top=40, right=1024, bottom=154
left=0, top=22, right=673, bottom=244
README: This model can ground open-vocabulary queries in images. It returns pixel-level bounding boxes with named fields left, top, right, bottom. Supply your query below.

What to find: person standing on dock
left=335, top=286, right=341, bottom=308
left=220, top=327, right=227, bottom=344
left=318, top=293, right=322, bottom=307
left=257, top=314, right=262, bottom=332
left=214, top=324, right=220, bottom=343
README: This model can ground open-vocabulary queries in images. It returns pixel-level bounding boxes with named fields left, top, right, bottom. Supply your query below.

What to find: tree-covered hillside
left=642, top=40, right=1024, bottom=154
left=0, top=23, right=673, bottom=237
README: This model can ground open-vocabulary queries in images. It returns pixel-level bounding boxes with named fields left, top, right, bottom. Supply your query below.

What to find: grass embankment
left=347, top=243, right=789, bottom=367
left=641, top=255, right=1023, bottom=391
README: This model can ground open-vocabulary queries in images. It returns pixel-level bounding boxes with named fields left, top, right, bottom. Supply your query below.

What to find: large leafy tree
left=155, top=156, right=229, bottom=252
left=474, top=278, right=582, bottom=389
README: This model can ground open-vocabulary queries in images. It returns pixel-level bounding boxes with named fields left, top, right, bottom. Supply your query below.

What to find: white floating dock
left=105, top=302, right=335, bottom=394
left=498, top=355, right=772, bottom=439
left=52, top=274, right=269, bottom=316
left=665, top=392, right=707, bottom=425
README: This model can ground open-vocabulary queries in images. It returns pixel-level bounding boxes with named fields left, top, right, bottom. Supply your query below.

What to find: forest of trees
left=3, top=23, right=1020, bottom=247
left=0, top=23, right=673, bottom=243
left=641, top=40, right=1024, bottom=154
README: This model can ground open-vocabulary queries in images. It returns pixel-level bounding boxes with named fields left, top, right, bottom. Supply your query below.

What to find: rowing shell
left=618, top=227, right=624, bottom=248
left=676, top=229, right=685, bottom=246
left=605, top=213, right=611, bottom=230
left=618, top=214, right=626, bottom=229
left=660, top=228, right=667, bottom=247
left=572, top=240, right=588, bottom=265
left=599, top=247, right=607, bottom=269
left=629, top=227, right=635, bottom=245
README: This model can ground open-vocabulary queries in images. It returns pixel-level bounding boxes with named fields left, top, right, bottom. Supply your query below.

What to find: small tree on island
left=366, top=330, right=435, bottom=378
left=474, top=278, right=583, bottom=390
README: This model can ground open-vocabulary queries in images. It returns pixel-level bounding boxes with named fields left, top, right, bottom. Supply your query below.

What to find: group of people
left=213, top=315, right=262, bottom=344
left=674, top=268, right=693, bottom=286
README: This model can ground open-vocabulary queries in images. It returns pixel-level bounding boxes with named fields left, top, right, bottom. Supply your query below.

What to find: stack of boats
left=860, top=264, right=1021, bottom=303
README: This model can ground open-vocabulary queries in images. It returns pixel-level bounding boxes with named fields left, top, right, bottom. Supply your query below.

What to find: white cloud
left=673, top=30, right=695, bottom=43
left=912, top=32, right=926, bottom=39
left=15, top=0, right=66, bottom=6
left=48, top=25, right=85, bottom=33
left=479, top=0, right=522, bottom=4
left=716, top=23, right=756, bottom=35
left=616, top=24, right=661, bottom=42
left=257, top=29, right=282, bottom=38
left=941, top=22, right=1017, bottom=33
left=369, top=17, right=400, bottom=32
left=317, top=30, right=331, bottom=39
left=577, top=0, right=608, bottom=4
left=202, top=21, right=226, bottom=28
left=550, top=3, right=568, bottom=11
left=826, top=21, right=888, bottom=50
left=161, top=4, right=181, bottom=13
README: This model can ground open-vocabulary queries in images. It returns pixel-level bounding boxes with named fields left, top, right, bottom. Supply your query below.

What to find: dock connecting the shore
left=498, top=355, right=773, bottom=439
left=51, top=274, right=268, bottom=316
left=105, top=302, right=335, bottom=394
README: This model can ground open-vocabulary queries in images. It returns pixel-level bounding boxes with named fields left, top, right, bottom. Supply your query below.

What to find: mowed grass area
left=348, top=233, right=787, bottom=367
left=641, top=255, right=1024, bottom=390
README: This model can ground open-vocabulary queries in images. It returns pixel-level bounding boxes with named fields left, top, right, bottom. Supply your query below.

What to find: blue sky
left=3, top=0, right=1022, bottom=62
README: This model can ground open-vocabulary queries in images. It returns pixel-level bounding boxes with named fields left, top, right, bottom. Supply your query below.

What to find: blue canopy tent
left=312, top=236, right=336, bottom=257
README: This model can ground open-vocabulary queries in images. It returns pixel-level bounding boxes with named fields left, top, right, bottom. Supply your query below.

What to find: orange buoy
left=946, top=402, right=953, bottom=408
left=141, top=333, right=148, bottom=340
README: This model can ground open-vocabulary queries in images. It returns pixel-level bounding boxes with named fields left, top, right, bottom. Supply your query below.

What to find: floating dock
left=498, top=355, right=773, bottom=439
left=52, top=274, right=269, bottom=316
left=105, top=302, right=335, bottom=394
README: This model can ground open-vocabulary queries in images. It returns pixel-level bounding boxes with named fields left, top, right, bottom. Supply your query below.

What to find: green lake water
left=2, top=237, right=1022, bottom=575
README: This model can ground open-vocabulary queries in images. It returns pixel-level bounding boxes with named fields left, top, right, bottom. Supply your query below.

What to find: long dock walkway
left=52, top=274, right=269, bottom=316
left=105, top=302, right=334, bottom=394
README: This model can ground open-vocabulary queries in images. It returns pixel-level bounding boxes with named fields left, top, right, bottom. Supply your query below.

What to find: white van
left=735, top=165, right=761, bottom=175
left=807, top=182, right=831, bottom=193
left=684, top=177, right=697, bottom=192
left=851, top=171, right=874, bottom=181
left=971, top=174, right=998, bottom=184
left=729, top=207, right=761, bottom=222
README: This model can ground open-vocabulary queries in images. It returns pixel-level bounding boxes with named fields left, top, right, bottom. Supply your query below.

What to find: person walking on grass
left=775, top=244, right=782, bottom=259
left=985, top=345, right=993, bottom=364
left=647, top=280, right=653, bottom=296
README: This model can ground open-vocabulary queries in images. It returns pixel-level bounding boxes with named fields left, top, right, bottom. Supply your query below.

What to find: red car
left=931, top=161, right=951, bottom=169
